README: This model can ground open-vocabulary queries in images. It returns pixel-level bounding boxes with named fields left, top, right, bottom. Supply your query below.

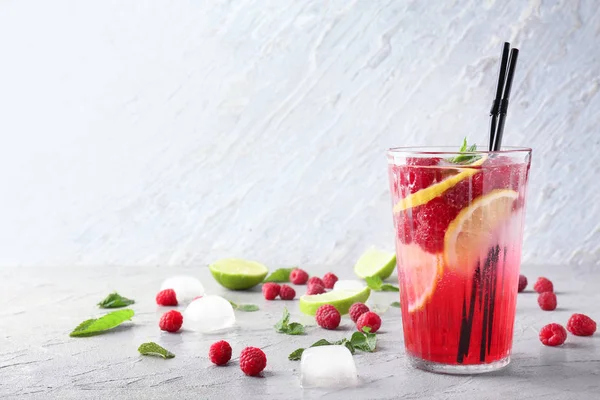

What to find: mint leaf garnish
left=138, top=342, right=175, bottom=359
left=365, top=276, right=399, bottom=292
left=263, top=268, right=295, bottom=283
left=97, top=292, right=135, bottom=308
left=390, top=301, right=401, bottom=308
left=70, top=309, right=134, bottom=337
left=275, top=307, right=305, bottom=335
left=229, top=300, right=259, bottom=312
left=288, top=332, right=376, bottom=361
left=448, top=137, right=481, bottom=164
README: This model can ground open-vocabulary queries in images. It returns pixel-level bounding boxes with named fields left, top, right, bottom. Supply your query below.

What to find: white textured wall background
left=0, top=0, right=598, bottom=268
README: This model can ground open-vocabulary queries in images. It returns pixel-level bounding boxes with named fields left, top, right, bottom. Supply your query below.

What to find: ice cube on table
left=333, top=280, right=366, bottom=292
left=160, top=276, right=204, bottom=302
left=300, top=345, right=358, bottom=388
left=183, top=295, right=235, bottom=333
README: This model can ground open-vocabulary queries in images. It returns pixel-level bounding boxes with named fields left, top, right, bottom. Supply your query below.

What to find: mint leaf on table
left=390, top=301, right=401, bottom=308
left=288, top=348, right=305, bottom=361
left=229, top=300, right=259, bottom=312
left=70, top=309, right=134, bottom=337
left=97, top=292, right=135, bottom=308
left=263, top=268, right=295, bottom=283
left=365, top=276, right=399, bottom=292
left=138, top=342, right=175, bottom=359
left=275, top=307, right=305, bottom=335
left=448, top=137, right=481, bottom=164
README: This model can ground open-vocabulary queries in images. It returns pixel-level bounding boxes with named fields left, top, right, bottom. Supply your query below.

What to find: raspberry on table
left=349, top=302, right=370, bottom=323
left=239, top=347, right=267, bottom=376
left=533, top=277, right=554, bottom=293
left=539, top=323, right=567, bottom=346
left=308, top=276, right=324, bottom=287
left=315, top=304, right=341, bottom=330
left=289, top=268, right=309, bottom=285
left=322, top=273, right=338, bottom=289
left=156, top=289, right=178, bottom=306
left=159, top=310, right=183, bottom=333
left=518, top=274, right=528, bottom=292
left=262, top=283, right=280, bottom=300
left=356, top=311, right=382, bottom=333
left=209, top=340, right=232, bottom=366
left=279, top=284, right=296, bottom=300
left=306, top=283, right=325, bottom=295
left=567, top=313, right=597, bottom=336
left=538, top=292, right=557, bottom=311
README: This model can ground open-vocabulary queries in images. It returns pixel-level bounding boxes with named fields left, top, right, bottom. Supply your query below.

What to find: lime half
left=299, top=287, right=371, bottom=316
left=353, top=247, right=397, bottom=280
left=209, top=258, right=268, bottom=290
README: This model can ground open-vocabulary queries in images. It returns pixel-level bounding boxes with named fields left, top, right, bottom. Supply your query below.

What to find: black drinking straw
left=492, top=48, right=519, bottom=151
left=489, top=43, right=519, bottom=151
left=488, top=42, right=510, bottom=151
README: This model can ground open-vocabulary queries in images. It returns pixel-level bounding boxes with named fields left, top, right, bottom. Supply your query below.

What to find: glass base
left=408, top=354, right=510, bottom=375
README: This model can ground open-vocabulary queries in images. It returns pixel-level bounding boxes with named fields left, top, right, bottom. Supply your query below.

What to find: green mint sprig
left=138, top=342, right=175, bottom=359
left=70, top=309, right=134, bottom=337
left=288, top=329, right=377, bottom=361
left=263, top=268, right=295, bottom=283
left=447, top=137, right=480, bottom=164
left=97, top=292, right=135, bottom=308
left=274, top=307, right=305, bottom=335
left=365, top=276, right=399, bottom=292
left=390, top=301, right=401, bottom=308
left=229, top=300, right=259, bottom=312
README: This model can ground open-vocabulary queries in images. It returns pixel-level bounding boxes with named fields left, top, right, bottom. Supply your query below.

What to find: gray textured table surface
left=1, top=264, right=599, bottom=399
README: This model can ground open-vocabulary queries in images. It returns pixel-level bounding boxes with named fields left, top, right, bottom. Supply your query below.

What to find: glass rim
left=387, top=145, right=532, bottom=156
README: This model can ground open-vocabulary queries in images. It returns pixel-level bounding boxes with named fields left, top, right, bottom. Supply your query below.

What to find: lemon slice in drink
left=353, top=247, right=397, bottom=280
left=397, top=244, right=443, bottom=313
left=393, top=157, right=486, bottom=213
left=209, top=258, right=269, bottom=290
left=299, top=287, right=371, bottom=316
left=443, top=189, right=518, bottom=275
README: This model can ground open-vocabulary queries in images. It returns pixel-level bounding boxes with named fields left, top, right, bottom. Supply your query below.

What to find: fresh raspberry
left=443, top=173, right=484, bottom=211
left=209, top=340, right=232, bottom=365
left=159, top=310, right=183, bottom=333
left=322, top=273, right=338, bottom=289
left=315, top=304, right=341, bottom=330
left=156, top=289, right=178, bottom=306
left=349, top=302, right=370, bottom=323
left=533, top=277, right=554, bottom=293
left=405, top=157, right=443, bottom=194
left=262, top=283, right=280, bottom=300
left=538, top=292, right=557, bottom=311
left=395, top=210, right=416, bottom=245
left=356, top=311, right=382, bottom=333
left=306, top=283, right=325, bottom=295
left=279, top=284, right=296, bottom=300
left=239, top=347, right=267, bottom=376
left=518, top=275, right=528, bottom=292
left=567, top=314, right=597, bottom=336
left=539, top=323, right=567, bottom=346
left=289, top=268, right=309, bottom=285
left=308, top=276, right=324, bottom=287
left=413, top=197, right=458, bottom=253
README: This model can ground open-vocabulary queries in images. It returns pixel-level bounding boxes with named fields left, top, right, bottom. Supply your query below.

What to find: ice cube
left=183, top=295, right=235, bottom=333
left=333, top=280, right=365, bottom=292
left=161, top=276, right=204, bottom=302
left=300, top=345, right=358, bottom=388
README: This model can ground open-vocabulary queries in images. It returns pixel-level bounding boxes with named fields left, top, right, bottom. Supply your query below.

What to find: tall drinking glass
left=387, top=146, right=531, bottom=374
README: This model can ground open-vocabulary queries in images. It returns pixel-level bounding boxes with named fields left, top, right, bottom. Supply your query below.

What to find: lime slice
left=353, top=247, right=397, bottom=280
left=299, top=287, right=371, bottom=316
left=209, top=258, right=268, bottom=290
left=392, top=157, right=487, bottom=213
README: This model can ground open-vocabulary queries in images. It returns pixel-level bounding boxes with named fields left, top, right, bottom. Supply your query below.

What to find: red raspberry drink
left=388, top=146, right=531, bottom=374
